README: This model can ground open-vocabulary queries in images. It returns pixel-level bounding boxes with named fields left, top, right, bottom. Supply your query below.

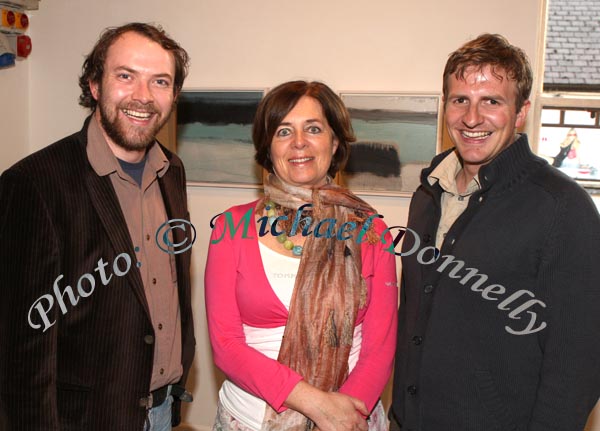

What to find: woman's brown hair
left=253, top=81, right=355, bottom=177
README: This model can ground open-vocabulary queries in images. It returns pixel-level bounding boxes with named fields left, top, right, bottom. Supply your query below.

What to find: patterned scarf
left=260, top=174, right=377, bottom=431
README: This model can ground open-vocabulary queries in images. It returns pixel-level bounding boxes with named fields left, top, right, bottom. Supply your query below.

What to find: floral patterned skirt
left=212, top=399, right=388, bottom=431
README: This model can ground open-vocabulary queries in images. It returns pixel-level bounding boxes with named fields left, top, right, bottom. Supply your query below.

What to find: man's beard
left=97, top=95, right=171, bottom=152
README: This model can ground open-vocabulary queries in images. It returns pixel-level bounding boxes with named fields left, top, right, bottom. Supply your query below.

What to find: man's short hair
left=78, top=22, right=189, bottom=110
left=443, top=33, right=532, bottom=111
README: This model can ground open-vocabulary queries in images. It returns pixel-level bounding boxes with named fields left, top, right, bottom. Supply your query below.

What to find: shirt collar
left=427, top=150, right=481, bottom=195
left=86, top=114, right=170, bottom=180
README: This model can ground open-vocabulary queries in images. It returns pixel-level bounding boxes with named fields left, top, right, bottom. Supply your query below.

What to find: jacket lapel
left=85, top=162, right=151, bottom=319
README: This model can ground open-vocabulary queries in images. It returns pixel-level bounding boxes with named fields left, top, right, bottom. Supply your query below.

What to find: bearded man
left=0, top=23, right=195, bottom=431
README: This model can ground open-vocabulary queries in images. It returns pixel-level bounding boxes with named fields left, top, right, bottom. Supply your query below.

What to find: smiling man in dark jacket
left=0, top=23, right=195, bottom=430
left=390, top=34, right=600, bottom=431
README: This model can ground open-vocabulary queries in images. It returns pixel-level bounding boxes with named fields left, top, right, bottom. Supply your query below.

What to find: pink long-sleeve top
left=205, top=200, right=398, bottom=413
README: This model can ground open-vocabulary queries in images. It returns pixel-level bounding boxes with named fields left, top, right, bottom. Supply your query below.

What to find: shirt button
left=407, top=385, right=418, bottom=395
left=152, top=278, right=157, bottom=285
left=423, top=234, right=431, bottom=243
left=412, top=335, right=423, bottom=345
left=144, top=335, right=154, bottom=345
left=158, top=323, right=163, bottom=330
left=479, top=196, right=484, bottom=202
left=146, top=234, right=151, bottom=241
left=159, top=368, right=164, bottom=375
left=424, top=284, right=434, bottom=294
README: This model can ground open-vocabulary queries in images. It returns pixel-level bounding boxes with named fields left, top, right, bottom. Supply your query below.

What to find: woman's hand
left=313, top=392, right=369, bottom=431
left=284, top=381, right=369, bottom=431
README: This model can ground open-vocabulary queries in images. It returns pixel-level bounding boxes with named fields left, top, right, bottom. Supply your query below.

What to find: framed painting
left=175, top=90, right=265, bottom=187
left=340, top=92, right=442, bottom=196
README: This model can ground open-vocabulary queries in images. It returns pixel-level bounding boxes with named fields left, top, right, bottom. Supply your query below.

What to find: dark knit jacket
left=391, top=134, right=600, bottom=431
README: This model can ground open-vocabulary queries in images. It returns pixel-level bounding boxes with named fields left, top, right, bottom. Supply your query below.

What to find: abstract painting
left=176, top=90, right=264, bottom=186
left=340, top=93, right=441, bottom=195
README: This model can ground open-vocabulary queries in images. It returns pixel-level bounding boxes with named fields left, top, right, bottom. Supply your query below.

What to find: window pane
left=538, top=127, right=600, bottom=182
left=544, top=0, right=600, bottom=88
left=541, top=109, right=561, bottom=124
left=563, top=110, right=596, bottom=126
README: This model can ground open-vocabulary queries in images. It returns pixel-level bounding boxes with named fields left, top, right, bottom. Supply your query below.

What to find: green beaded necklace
left=264, top=200, right=303, bottom=256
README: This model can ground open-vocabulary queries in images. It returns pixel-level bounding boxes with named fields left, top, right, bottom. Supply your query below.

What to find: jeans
left=144, top=387, right=173, bottom=431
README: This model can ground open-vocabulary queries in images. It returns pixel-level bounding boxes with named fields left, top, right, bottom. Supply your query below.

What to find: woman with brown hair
left=205, top=81, right=397, bottom=431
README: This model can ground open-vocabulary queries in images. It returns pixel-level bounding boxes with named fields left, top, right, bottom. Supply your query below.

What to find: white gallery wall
left=2, top=0, right=599, bottom=430
left=24, top=0, right=543, bottom=157
left=0, top=65, right=28, bottom=166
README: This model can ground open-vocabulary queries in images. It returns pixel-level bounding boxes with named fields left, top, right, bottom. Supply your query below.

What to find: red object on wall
left=1, top=8, right=16, bottom=28
left=16, top=34, right=31, bottom=57
left=1, top=5, right=33, bottom=65
left=16, top=12, right=28, bottom=30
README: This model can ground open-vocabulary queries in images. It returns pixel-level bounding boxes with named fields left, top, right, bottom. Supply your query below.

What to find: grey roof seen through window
left=545, top=0, right=600, bottom=90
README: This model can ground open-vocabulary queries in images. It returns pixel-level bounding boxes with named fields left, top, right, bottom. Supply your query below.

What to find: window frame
left=531, top=0, right=600, bottom=193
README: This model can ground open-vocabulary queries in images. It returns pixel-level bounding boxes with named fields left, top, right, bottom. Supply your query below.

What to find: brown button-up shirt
left=87, top=116, right=183, bottom=391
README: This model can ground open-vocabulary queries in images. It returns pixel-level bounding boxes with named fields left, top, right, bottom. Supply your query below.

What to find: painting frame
left=339, top=91, right=443, bottom=197
left=172, top=88, right=266, bottom=188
